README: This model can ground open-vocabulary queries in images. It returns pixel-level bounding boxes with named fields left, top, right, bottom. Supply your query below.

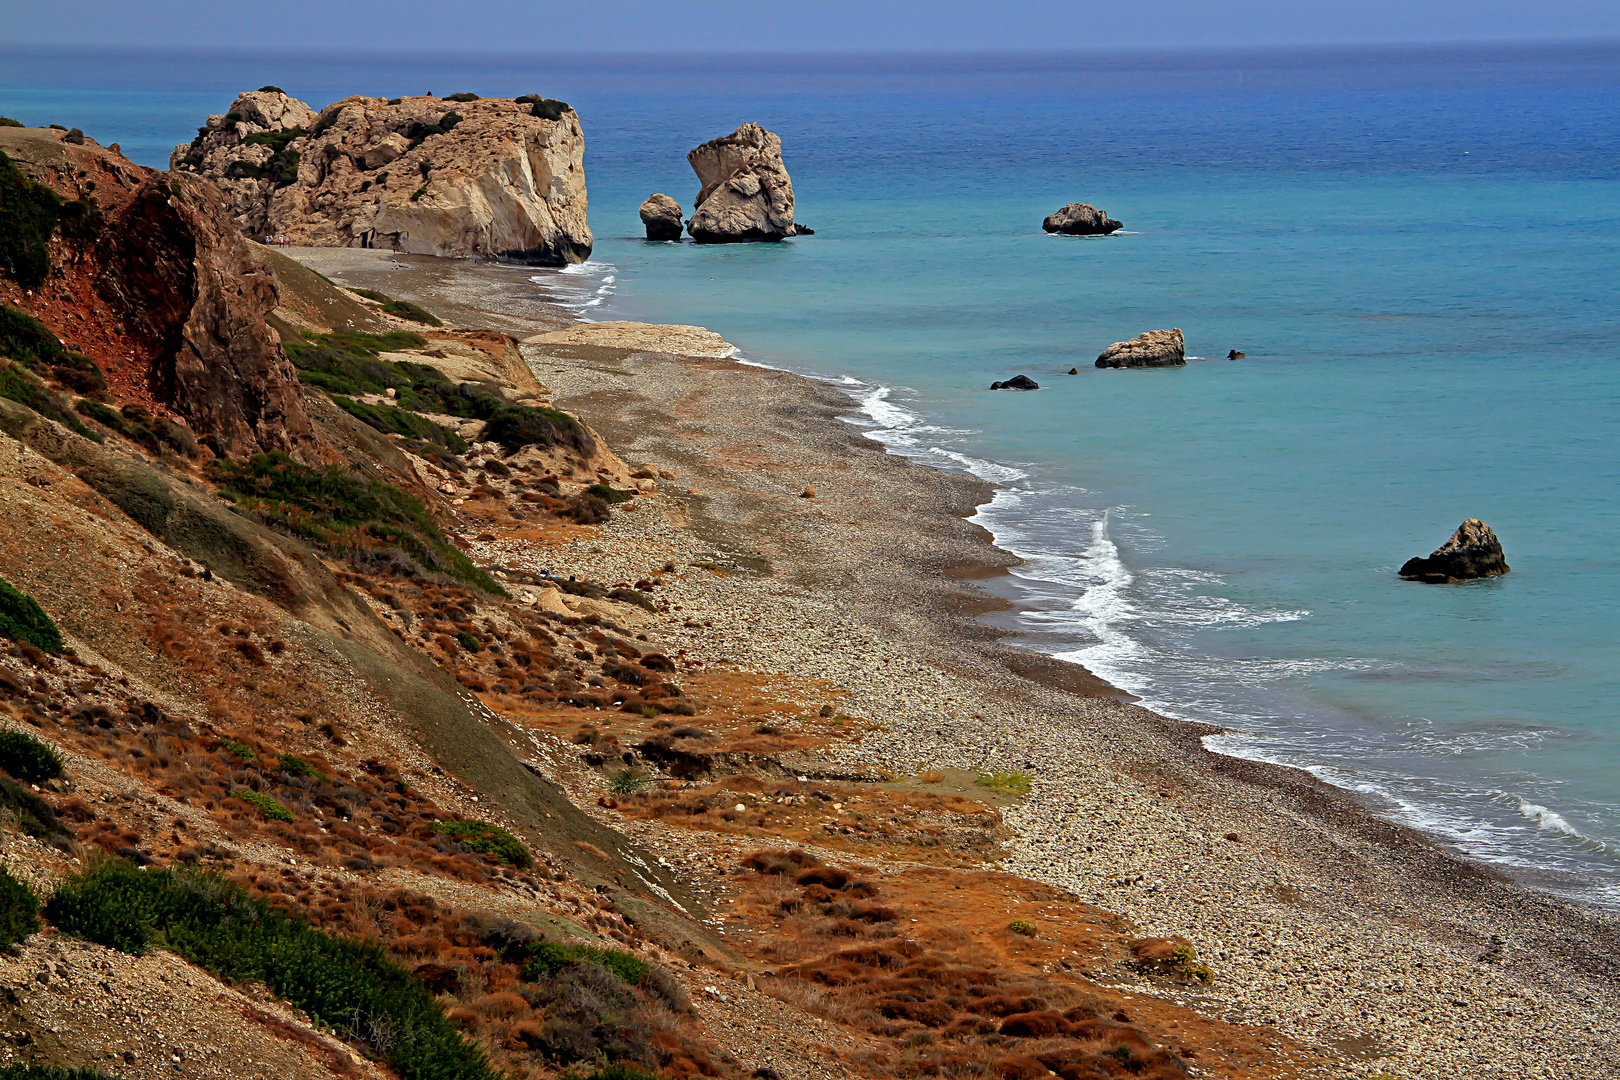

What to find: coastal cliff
left=173, top=88, right=592, bottom=264
left=0, top=125, right=313, bottom=458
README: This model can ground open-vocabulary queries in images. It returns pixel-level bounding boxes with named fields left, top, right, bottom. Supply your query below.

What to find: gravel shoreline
left=294, top=250, right=1620, bottom=1079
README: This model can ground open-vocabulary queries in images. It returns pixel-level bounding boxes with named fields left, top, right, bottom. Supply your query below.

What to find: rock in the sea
left=686, top=123, right=798, bottom=243
left=1067, top=367, right=1079, bottom=375
left=639, top=193, right=684, bottom=240
left=990, top=375, right=1040, bottom=391
left=0, top=125, right=315, bottom=459
left=1227, top=349, right=1246, bottom=360
left=1042, top=203, right=1122, bottom=235
left=173, top=89, right=592, bottom=264
left=1096, top=329, right=1186, bottom=369
left=1399, top=519, right=1510, bottom=583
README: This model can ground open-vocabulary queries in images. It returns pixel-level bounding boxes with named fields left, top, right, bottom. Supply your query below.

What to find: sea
left=3, top=42, right=1617, bottom=906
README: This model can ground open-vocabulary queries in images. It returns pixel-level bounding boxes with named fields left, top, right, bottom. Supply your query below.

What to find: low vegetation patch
left=0, top=306, right=108, bottom=397
left=975, top=770, right=1032, bottom=796
left=0, top=575, right=64, bottom=653
left=1007, top=918, right=1036, bottom=937
left=240, top=128, right=304, bottom=186
left=0, top=730, right=64, bottom=782
left=516, top=95, right=572, bottom=122
left=0, top=865, right=40, bottom=947
left=0, top=777, right=72, bottom=847
left=73, top=401, right=197, bottom=458
left=0, top=361, right=101, bottom=442
left=431, top=819, right=531, bottom=868
left=349, top=288, right=442, bottom=325
left=0, top=1065, right=120, bottom=1080
left=231, top=787, right=295, bottom=822
left=333, top=395, right=468, bottom=451
left=45, top=861, right=501, bottom=1080
left=521, top=938, right=648, bottom=987
left=212, top=450, right=503, bottom=594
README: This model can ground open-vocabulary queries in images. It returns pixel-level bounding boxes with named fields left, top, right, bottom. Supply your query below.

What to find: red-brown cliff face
left=0, top=126, right=313, bottom=459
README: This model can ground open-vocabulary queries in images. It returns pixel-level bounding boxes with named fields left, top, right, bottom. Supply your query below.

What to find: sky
left=3, top=0, right=1619, bottom=53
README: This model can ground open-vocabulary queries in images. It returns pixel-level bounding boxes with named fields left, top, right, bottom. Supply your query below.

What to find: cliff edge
left=173, top=88, right=592, bottom=265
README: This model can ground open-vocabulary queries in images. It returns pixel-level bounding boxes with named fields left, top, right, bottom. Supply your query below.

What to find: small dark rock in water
left=1042, top=202, right=1123, bottom=235
left=1228, top=350, right=1246, bottom=359
left=790, top=223, right=815, bottom=236
left=990, top=375, right=1040, bottom=391
left=1399, top=519, right=1510, bottom=583
left=1067, top=367, right=1079, bottom=375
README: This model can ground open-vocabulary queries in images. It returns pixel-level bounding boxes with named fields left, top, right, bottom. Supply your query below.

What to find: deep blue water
left=4, top=43, right=1618, bottom=903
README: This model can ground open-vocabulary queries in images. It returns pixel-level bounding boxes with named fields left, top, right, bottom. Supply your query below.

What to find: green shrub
left=347, top=288, right=442, bottom=326
left=276, top=752, right=321, bottom=779
left=258, top=85, right=285, bottom=94
left=520, top=939, right=648, bottom=987
left=240, top=128, right=304, bottom=187
left=0, top=731, right=63, bottom=782
left=231, top=788, right=294, bottom=822
left=442, top=92, right=479, bottom=102
left=454, top=630, right=481, bottom=653
left=581, top=1067, right=660, bottom=1080
left=1006, top=918, right=1036, bottom=937
left=0, top=144, right=65, bottom=286
left=431, top=820, right=530, bottom=868
left=45, top=861, right=499, bottom=1080
left=309, top=107, right=343, bottom=137
left=0, top=575, right=63, bottom=653
left=485, top=404, right=592, bottom=456
left=218, top=737, right=256, bottom=760
left=333, top=396, right=467, bottom=451
left=410, top=185, right=427, bottom=202
left=608, top=768, right=647, bottom=795
left=213, top=451, right=503, bottom=594
left=283, top=329, right=427, bottom=396
left=0, top=118, right=23, bottom=129
left=0, top=866, right=39, bottom=948
left=585, top=483, right=630, bottom=505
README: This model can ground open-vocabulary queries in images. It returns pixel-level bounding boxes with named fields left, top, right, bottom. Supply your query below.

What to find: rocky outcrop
left=686, top=123, right=801, bottom=243
left=639, top=193, right=683, bottom=240
left=1096, top=329, right=1185, bottom=369
left=1043, top=203, right=1122, bottom=235
left=990, top=375, right=1040, bottom=391
left=173, top=89, right=592, bottom=265
left=0, top=126, right=314, bottom=459
left=1399, top=519, right=1510, bottom=583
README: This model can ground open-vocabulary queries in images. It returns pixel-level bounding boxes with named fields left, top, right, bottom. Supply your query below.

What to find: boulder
left=1096, top=329, right=1185, bottom=369
left=686, top=123, right=798, bottom=243
left=173, top=89, right=592, bottom=264
left=1399, top=519, right=1510, bottom=583
left=990, top=375, right=1040, bottom=391
left=639, top=193, right=684, bottom=240
left=1042, top=203, right=1122, bottom=235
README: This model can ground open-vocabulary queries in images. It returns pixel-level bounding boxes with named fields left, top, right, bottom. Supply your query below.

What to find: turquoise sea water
left=3, top=44, right=1618, bottom=903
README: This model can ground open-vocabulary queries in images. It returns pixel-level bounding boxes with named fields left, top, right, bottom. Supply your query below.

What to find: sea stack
left=173, top=88, right=593, bottom=264
left=639, top=193, right=684, bottom=240
left=686, top=122, right=802, bottom=242
left=1095, top=329, right=1186, bottom=368
left=1399, top=519, right=1511, bottom=583
left=1042, top=203, right=1123, bottom=235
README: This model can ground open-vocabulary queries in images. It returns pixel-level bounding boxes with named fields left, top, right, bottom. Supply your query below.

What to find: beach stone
left=1042, top=202, right=1122, bottom=235
left=1399, top=519, right=1510, bottom=582
left=639, top=193, right=684, bottom=240
left=1095, top=329, right=1185, bottom=369
left=801, top=486, right=816, bottom=498
left=686, top=123, right=797, bottom=243
left=173, top=89, right=592, bottom=264
left=990, top=375, right=1040, bottom=391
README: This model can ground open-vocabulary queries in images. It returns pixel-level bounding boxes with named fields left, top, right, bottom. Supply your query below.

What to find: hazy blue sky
left=4, top=0, right=1619, bottom=52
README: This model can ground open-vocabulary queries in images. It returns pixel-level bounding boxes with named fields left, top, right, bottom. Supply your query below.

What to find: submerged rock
left=1227, top=350, right=1246, bottom=360
left=1399, top=519, right=1511, bottom=583
left=1096, top=329, right=1185, bottom=369
left=990, top=375, right=1040, bottom=391
left=686, top=123, right=797, bottom=243
left=639, top=193, right=683, bottom=240
left=173, top=88, right=592, bottom=264
left=1042, top=203, right=1122, bottom=235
